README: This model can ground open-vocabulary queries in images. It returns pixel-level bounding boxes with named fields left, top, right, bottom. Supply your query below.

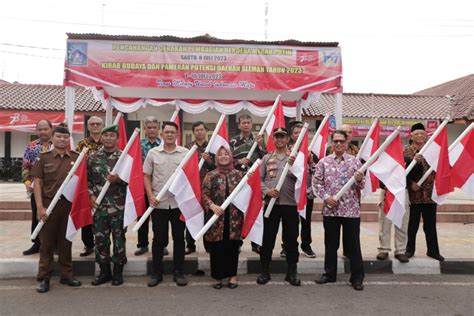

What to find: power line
left=0, top=42, right=64, bottom=51
left=0, top=50, right=63, bottom=60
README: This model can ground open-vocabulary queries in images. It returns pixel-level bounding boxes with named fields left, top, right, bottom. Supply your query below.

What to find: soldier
left=144, top=121, right=189, bottom=287
left=184, top=121, right=215, bottom=255
left=88, top=125, right=128, bottom=286
left=229, top=114, right=266, bottom=254
left=76, top=116, right=104, bottom=257
left=257, top=127, right=301, bottom=287
left=22, top=120, right=53, bottom=255
left=31, top=125, right=81, bottom=293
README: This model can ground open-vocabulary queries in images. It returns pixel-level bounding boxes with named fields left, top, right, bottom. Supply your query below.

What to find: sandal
left=212, top=282, right=223, bottom=289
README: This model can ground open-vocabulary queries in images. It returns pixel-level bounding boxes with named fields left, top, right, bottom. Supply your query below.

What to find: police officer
left=31, top=125, right=81, bottom=293
left=257, top=127, right=300, bottom=286
left=88, top=125, right=128, bottom=286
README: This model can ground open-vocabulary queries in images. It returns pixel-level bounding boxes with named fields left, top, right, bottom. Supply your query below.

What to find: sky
left=0, top=0, right=472, bottom=94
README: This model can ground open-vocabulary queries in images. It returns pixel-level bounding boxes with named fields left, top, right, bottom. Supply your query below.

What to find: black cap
left=273, top=127, right=288, bottom=136
left=287, top=120, right=303, bottom=132
left=411, top=123, right=425, bottom=132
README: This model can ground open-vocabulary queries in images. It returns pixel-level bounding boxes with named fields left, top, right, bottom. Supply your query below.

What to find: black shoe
left=251, top=245, right=261, bottom=254
left=36, top=279, right=50, bottom=293
left=91, top=263, right=112, bottom=286
left=285, top=264, right=301, bottom=286
left=185, top=247, right=196, bottom=255
left=405, top=252, right=414, bottom=258
left=112, top=264, right=124, bottom=286
left=427, top=252, right=445, bottom=262
left=352, top=282, right=364, bottom=291
left=256, top=273, right=271, bottom=285
left=280, top=249, right=287, bottom=258
left=134, top=246, right=149, bottom=256
left=228, top=282, right=239, bottom=289
left=173, top=271, right=188, bottom=286
left=80, top=247, right=94, bottom=257
left=23, top=244, right=40, bottom=256
left=163, top=247, right=169, bottom=256
left=302, top=247, right=316, bottom=258
left=60, top=278, right=81, bottom=287
left=147, top=274, right=163, bottom=287
left=315, top=274, right=336, bottom=284
left=212, top=282, right=223, bottom=289
left=394, top=253, right=409, bottom=263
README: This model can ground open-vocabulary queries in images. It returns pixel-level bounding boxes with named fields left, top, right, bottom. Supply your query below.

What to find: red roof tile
left=0, top=83, right=103, bottom=112
left=413, top=74, right=473, bottom=120
left=303, top=93, right=452, bottom=120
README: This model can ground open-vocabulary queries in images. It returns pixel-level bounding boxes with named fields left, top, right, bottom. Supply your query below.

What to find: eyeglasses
left=89, top=122, right=103, bottom=126
left=333, top=140, right=346, bottom=144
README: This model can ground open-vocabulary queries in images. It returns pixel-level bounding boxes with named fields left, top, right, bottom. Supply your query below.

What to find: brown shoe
left=394, top=253, right=409, bottom=263
left=376, top=252, right=388, bottom=261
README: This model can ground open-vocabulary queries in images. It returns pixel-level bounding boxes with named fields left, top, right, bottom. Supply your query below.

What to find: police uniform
left=257, top=128, right=301, bottom=286
left=88, top=125, right=127, bottom=286
left=31, top=148, right=79, bottom=287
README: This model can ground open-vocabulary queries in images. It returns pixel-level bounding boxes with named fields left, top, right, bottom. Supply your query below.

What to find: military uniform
left=88, top=149, right=127, bottom=265
left=31, top=148, right=79, bottom=282
left=229, top=134, right=266, bottom=171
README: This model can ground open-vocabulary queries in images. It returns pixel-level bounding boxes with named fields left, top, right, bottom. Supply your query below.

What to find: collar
left=238, top=133, right=254, bottom=141
left=156, top=144, right=187, bottom=153
left=329, top=152, right=348, bottom=161
left=52, top=148, right=71, bottom=158
left=87, top=135, right=102, bottom=144
left=144, top=137, right=160, bottom=145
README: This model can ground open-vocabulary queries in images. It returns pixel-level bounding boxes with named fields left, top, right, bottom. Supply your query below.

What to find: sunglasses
left=333, top=140, right=346, bottom=144
left=89, top=122, right=103, bottom=126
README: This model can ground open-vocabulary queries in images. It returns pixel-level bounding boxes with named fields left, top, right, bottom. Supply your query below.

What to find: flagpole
left=193, top=159, right=262, bottom=241
left=95, top=128, right=140, bottom=207
left=31, top=147, right=89, bottom=240
left=113, top=111, right=123, bottom=125
left=417, top=122, right=473, bottom=186
left=356, top=118, right=378, bottom=160
left=243, top=95, right=281, bottom=167
left=405, top=117, right=450, bottom=175
left=331, top=127, right=401, bottom=203
left=264, top=122, right=309, bottom=218
left=308, top=114, right=330, bottom=153
left=170, top=109, right=179, bottom=122
left=133, top=145, right=198, bottom=232
left=198, top=114, right=226, bottom=170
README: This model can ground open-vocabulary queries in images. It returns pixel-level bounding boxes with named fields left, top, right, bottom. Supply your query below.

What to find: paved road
left=1, top=275, right=473, bottom=315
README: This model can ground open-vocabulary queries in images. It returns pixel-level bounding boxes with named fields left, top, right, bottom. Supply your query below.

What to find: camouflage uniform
left=229, top=134, right=266, bottom=171
left=88, top=149, right=127, bottom=265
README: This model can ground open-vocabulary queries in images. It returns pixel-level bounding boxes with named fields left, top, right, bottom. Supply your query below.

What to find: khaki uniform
left=31, top=149, right=79, bottom=281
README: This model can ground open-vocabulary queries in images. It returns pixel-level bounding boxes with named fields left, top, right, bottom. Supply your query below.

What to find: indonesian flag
left=174, top=113, right=181, bottom=146
left=369, top=134, right=406, bottom=228
left=449, top=129, right=474, bottom=197
left=360, top=120, right=380, bottom=195
left=289, top=131, right=308, bottom=218
left=232, top=164, right=264, bottom=246
left=208, top=116, right=230, bottom=154
left=63, top=158, right=92, bottom=241
left=309, top=117, right=329, bottom=159
left=117, top=115, right=128, bottom=150
left=169, top=151, right=205, bottom=238
left=423, top=127, right=454, bottom=204
left=115, top=135, right=146, bottom=227
left=265, top=98, right=285, bottom=152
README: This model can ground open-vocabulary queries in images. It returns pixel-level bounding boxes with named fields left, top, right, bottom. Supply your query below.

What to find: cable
left=0, top=50, right=63, bottom=60
left=0, top=42, right=64, bottom=51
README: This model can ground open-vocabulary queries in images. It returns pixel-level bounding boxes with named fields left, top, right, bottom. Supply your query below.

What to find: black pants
left=323, top=216, right=364, bottom=284
left=81, top=225, right=94, bottom=249
left=300, top=198, right=314, bottom=250
left=406, top=203, right=440, bottom=256
left=137, top=198, right=151, bottom=248
left=30, top=194, right=40, bottom=246
left=260, top=204, right=299, bottom=265
left=186, top=229, right=210, bottom=251
left=151, top=207, right=185, bottom=274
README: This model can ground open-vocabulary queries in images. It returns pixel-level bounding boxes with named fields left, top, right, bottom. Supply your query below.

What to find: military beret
left=101, top=124, right=119, bottom=135
left=411, top=123, right=425, bottom=132
left=273, top=127, right=289, bottom=136
left=287, top=120, right=303, bottom=132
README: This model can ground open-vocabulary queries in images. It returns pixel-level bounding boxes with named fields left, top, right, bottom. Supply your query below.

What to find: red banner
left=65, top=40, right=342, bottom=92
left=0, top=111, right=84, bottom=133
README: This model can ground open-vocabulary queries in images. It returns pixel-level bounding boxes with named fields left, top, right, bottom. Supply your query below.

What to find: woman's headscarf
left=214, top=146, right=234, bottom=174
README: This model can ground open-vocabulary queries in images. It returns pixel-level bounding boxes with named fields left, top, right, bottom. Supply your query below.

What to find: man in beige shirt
left=143, top=121, right=189, bottom=287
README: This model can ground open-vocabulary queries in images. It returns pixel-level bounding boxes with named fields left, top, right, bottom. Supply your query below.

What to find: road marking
left=1, top=280, right=473, bottom=291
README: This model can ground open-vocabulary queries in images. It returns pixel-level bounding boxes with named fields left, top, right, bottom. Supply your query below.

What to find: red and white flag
left=265, top=98, right=285, bottom=152
left=369, top=134, right=406, bottom=228
left=289, top=131, right=308, bottom=218
left=449, top=129, right=474, bottom=197
left=309, top=117, right=329, bottom=159
left=173, top=112, right=181, bottom=146
left=232, top=164, right=264, bottom=246
left=117, top=115, right=128, bottom=150
left=423, top=126, right=454, bottom=204
left=115, top=135, right=146, bottom=227
left=208, top=116, right=230, bottom=154
left=169, top=151, right=205, bottom=239
left=360, top=120, right=380, bottom=195
left=63, top=158, right=92, bottom=241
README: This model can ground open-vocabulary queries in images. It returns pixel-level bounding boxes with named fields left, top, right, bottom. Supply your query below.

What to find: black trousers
left=323, top=216, right=364, bottom=284
left=81, top=225, right=94, bottom=249
left=260, top=204, right=299, bottom=265
left=136, top=198, right=151, bottom=248
left=185, top=229, right=210, bottom=251
left=151, top=207, right=185, bottom=274
left=300, top=198, right=314, bottom=249
left=406, top=203, right=440, bottom=256
left=30, top=194, right=40, bottom=246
